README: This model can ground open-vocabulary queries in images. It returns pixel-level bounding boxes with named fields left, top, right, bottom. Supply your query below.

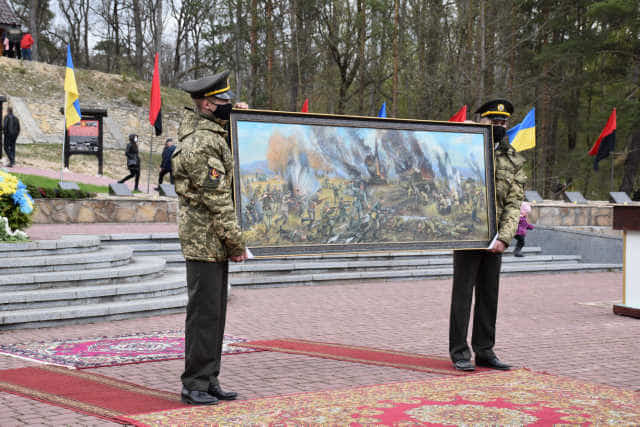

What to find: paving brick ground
left=0, top=264, right=637, bottom=425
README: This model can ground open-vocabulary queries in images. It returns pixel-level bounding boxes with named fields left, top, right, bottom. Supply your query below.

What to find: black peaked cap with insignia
left=181, top=71, right=235, bottom=100
left=474, top=99, right=514, bottom=120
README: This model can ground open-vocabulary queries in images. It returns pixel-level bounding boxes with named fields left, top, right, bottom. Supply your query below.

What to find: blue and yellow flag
left=506, top=107, right=535, bottom=152
left=377, top=102, right=387, bottom=118
left=64, top=45, right=81, bottom=128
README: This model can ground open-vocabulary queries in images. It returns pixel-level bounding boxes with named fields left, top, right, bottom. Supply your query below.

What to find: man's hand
left=234, top=102, right=249, bottom=110
left=230, top=253, right=248, bottom=262
left=489, top=240, right=507, bottom=254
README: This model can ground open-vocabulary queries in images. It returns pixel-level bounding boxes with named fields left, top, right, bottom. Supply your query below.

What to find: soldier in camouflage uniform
left=449, top=99, right=526, bottom=372
left=172, top=71, right=248, bottom=405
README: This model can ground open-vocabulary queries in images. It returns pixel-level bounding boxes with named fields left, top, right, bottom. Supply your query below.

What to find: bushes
left=26, top=184, right=96, bottom=199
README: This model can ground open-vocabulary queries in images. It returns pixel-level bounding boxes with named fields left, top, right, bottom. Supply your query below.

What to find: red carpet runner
left=231, top=338, right=490, bottom=375
left=0, top=365, right=184, bottom=424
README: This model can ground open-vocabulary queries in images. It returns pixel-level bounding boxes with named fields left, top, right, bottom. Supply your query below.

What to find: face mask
left=492, top=126, right=506, bottom=143
left=213, top=103, right=233, bottom=121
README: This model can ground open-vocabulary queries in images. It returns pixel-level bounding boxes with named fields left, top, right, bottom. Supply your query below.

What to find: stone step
left=227, top=261, right=622, bottom=287
left=229, top=253, right=581, bottom=278
left=0, top=257, right=166, bottom=292
left=0, top=294, right=188, bottom=330
left=0, top=271, right=186, bottom=311
left=0, top=236, right=101, bottom=257
left=0, top=245, right=133, bottom=274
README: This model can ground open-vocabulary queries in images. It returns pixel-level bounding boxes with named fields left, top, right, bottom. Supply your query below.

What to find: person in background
left=158, top=138, right=176, bottom=187
left=3, top=106, right=20, bottom=167
left=20, top=32, right=33, bottom=61
left=117, top=134, right=141, bottom=191
left=513, top=202, right=534, bottom=257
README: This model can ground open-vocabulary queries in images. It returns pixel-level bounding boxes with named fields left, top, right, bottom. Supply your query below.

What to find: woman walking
left=118, top=134, right=141, bottom=191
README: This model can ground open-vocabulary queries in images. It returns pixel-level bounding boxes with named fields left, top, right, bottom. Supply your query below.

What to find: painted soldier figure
left=449, top=99, right=526, bottom=371
left=173, top=71, right=248, bottom=405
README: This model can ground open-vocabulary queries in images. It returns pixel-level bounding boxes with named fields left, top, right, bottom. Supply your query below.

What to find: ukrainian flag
left=506, top=107, right=535, bottom=152
left=64, top=45, right=81, bottom=128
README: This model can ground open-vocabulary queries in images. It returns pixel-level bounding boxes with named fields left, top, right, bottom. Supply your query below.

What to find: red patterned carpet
left=119, top=369, right=640, bottom=426
left=231, top=338, right=491, bottom=375
left=0, top=365, right=185, bottom=424
left=0, top=331, right=258, bottom=369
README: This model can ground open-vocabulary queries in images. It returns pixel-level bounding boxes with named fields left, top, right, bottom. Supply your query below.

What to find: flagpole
left=610, top=152, right=614, bottom=192
left=147, top=131, right=153, bottom=193
left=61, top=93, right=67, bottom=184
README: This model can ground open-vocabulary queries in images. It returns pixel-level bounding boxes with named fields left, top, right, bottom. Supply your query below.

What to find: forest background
left=7, top=0, right=640, bottom=200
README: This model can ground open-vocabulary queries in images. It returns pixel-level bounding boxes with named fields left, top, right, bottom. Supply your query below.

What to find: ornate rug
left=230, top=338, right=491, bottom=375
left=119, top=369, right=640, bottom=426
left=0, top=365, right=185, bottom=424
left=0, top=331, right=259, bottom=369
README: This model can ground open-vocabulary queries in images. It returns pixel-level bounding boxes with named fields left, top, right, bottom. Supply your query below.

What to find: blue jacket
left=161, top=145, right=176, bottom=170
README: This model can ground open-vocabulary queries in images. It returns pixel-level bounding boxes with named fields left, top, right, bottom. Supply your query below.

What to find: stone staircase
left=0, top=236, right=186, bottom=330
left=0, top=233, right=621, bottom=329
left=101, top=233, right=622, bottom=287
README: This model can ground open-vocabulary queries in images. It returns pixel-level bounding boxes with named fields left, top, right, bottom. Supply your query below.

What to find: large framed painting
left=230, top=110, right=496, bottom=257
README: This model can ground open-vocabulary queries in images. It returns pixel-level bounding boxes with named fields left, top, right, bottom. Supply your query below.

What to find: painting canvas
left=231, top=110, right=496, bottom=256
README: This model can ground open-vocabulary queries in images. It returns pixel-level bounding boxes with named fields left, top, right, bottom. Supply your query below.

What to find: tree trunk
left=250, top=0, right=258, bottom=105
left=132, top=0, right=144, bottom=78
left=392, top=0, right=399, bottom=117
left=29, top=0, right=38, bottom=61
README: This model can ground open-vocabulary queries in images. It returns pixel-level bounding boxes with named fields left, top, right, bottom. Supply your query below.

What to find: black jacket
left=3, top=113, right=20, bottom=137
left=161, top=145, right=176, bottom=170
left=125, top=142, right=140, bottom=168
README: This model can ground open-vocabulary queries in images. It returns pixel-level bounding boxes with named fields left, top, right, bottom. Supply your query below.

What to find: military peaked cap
left=181, top=71, right=235, bottom=100
left=474, top=99, right=514, bottom=120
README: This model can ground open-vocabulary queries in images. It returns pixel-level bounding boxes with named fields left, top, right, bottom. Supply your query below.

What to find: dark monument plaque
left=158, top=184, right=177, bottom=197
left=609, top=192, right=632, bottom=204
left=563, top=191, right=587, bottom=204
left=60, top=108, right=108, bottom=175
left=109, top=183, right=132, bottom=196
left=525, top=190, right=543, bottom=203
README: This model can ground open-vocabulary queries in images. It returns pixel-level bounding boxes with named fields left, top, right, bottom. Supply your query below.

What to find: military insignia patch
left=206, top=167, right=222, bottom=188
left=498, top=104, right=505, bottom=112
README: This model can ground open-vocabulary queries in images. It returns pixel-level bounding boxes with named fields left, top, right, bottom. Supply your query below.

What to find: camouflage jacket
left=494, top=140, right=527, bottom=247
left=172, top=109, right=245, bottom=262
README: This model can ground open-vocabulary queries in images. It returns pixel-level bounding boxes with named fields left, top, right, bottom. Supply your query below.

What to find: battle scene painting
left=231, top=110, right=496, bottom=256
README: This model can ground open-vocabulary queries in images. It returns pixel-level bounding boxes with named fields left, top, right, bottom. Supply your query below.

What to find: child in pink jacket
left=514, top=202, right=534, bottom=257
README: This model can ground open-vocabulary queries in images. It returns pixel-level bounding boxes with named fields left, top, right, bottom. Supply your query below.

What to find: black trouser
left=181, top=260, right=229, bottom=391
left=514, top=235, right=525, bottom=254
left=119, top=166, right=140, bottom=189
left=3, top=135, right=16, bottom=165
left=449, top=249, right=502, bottom=362
left=158, top=168, right=174, bottom=185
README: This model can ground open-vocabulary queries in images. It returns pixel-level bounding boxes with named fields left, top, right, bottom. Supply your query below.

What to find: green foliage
left=14, top=173, right=107, bottom=195
left=127, top=88, right=146, bottom=106
left=0, top=195, right=32, bottom=232
left=26, top=184, right=96, bottom=199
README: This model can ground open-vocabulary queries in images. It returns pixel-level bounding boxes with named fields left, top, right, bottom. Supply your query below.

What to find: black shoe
left=514, top=252, right=524, bottom=257
left=208, top=384, right=238, bottom=400
left=476, top=356, right=511, bottom=370
left=181, top=386, right=218, bottom=405
left=453, top=359, right=475, bottom=371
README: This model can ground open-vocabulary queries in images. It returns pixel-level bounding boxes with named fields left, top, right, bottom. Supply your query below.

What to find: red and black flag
left=448, top=105, right=467, bottom=122
left=149, top=52, right=162, bottom=136
left=589, top=108, right=615, bottom=171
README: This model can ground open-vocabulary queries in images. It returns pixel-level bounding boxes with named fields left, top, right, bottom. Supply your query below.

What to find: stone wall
left=33, top=197, right=177, bottom=223
left=528, top=202, right=614, bottom=227
left=31, top=197, right=632, bottom=226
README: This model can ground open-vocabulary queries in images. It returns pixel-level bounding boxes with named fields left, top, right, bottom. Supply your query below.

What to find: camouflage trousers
left=181, top=260, right=229, bottom=391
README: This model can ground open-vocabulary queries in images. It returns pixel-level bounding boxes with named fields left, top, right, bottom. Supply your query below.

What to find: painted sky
left=236, top=121, right=485, bottom=169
